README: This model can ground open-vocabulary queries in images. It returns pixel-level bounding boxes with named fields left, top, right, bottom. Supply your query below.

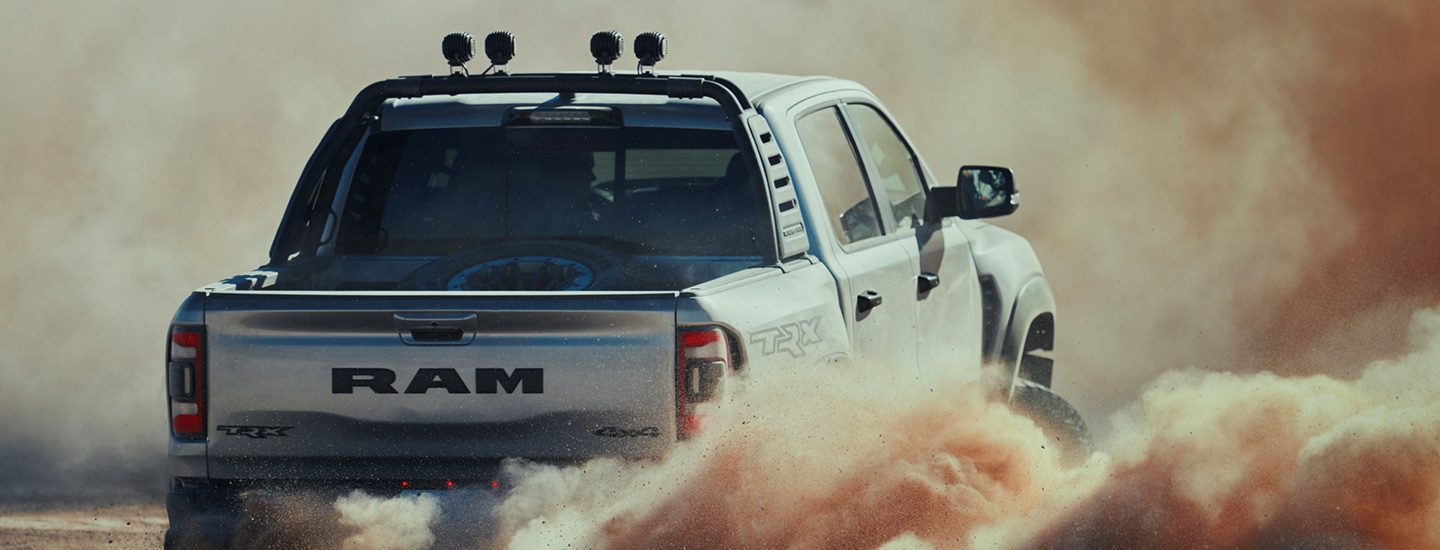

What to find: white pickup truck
left=163, top=31, right=1085, bottom=548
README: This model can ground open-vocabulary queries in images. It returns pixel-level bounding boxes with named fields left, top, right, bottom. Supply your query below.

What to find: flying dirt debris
left=2, top=1, right=1439, bottom=550
left=232, top=308, right=1439, bottom=549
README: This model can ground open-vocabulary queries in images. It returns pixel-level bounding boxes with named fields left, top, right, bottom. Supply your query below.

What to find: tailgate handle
left=411, top=326, right=464, bottom=342
left=394, top=313, right=477, bottom=345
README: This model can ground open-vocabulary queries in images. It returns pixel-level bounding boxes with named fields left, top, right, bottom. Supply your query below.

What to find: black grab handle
left=857, top=291, right=884, bottom=314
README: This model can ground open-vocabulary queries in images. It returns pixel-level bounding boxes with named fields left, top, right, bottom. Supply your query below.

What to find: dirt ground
left=0, top=502, right=165, bottom=549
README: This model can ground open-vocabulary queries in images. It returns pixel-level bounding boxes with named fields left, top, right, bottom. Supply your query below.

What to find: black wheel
left=398, top=240, right=627, bottom=291
left=1010, top=384, right=1092, bottom=466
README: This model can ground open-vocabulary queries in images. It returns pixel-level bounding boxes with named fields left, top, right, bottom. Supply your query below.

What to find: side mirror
left=956, top=165, right=1017, bottom=219
left=923, top=165, right=1019, bottom=221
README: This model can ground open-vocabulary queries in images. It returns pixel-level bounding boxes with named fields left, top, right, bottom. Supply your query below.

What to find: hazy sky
left=1, top=1, right=1436, bottom=500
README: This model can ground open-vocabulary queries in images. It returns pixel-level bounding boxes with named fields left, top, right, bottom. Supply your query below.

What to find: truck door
left=792, top=105, right=919, bottom=372
left=840, top=101, right=985, bottom=381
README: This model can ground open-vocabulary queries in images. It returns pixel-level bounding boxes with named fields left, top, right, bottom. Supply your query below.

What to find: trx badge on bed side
left=217, top=425, right=293, bottom=439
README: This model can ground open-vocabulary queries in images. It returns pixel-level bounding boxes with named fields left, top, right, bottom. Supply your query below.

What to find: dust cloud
left=488, top=365, right=1085, bottom=549
left=334, top=491, right=440, bottom=550
left=1024, top=307, right=1440, bottom=549
left=1041, top=0, right=1440, bottom=397
left=487, top=306, right=1440, bottom=549
left=312, top=306, right=1439, bottom=549
left=1, top=1, right=1437, bottom=545
left=213, top=489, right=450, bottom=549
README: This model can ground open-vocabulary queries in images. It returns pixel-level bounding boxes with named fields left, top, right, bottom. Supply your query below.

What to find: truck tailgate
left=202, top=291, right=678, bottom=480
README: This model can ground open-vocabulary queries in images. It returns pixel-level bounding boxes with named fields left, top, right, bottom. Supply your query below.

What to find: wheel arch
left=1001, top=277, right=1056, bottom=390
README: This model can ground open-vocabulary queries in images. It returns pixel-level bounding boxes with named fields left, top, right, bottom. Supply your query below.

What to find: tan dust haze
left=1022, top=306, right=1440, bottom=548
left=0, top=3, right=1436, bottom=545
left=300, top=308, right=1437, bottom=549
left=486, top=308, right=1440, bottom=548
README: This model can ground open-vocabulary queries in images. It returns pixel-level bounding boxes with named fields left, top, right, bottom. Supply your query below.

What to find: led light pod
left=590, top=30, right=624, bottom=68
left=635, top=32, right=666, bottom=67
left=484, top=31, right=515, bottom=67
left=442, top=32, right=475, bottom=68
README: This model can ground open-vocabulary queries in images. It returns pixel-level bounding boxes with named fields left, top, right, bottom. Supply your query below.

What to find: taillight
left=167, top=325, right=206, bottom=440
left=677, top=326, right=732, bottom=438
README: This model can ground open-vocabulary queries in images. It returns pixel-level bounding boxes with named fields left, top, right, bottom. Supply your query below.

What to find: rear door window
left=795, top=107, right=884, bottom=245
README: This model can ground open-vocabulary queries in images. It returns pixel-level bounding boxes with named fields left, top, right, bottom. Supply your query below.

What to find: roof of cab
left=702, top=71, right=840, bottom=102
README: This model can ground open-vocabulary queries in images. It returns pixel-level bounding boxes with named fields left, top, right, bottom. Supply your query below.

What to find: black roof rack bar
left=678, top=74, right=752, bottom=110
left=342, top=73, right=751, bottom=121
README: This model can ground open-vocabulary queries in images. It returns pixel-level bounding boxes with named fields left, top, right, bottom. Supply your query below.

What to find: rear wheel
left=1010, top=384, right=1092, bottom=466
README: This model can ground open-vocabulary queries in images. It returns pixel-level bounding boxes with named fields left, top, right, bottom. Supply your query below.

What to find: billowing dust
left=305, top=307, right=1437, bottom=549
left=1, top=0, right=1438, bottom=548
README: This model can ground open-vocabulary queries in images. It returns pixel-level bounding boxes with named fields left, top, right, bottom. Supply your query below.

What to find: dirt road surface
left=0, top=502, right=165, bottom=549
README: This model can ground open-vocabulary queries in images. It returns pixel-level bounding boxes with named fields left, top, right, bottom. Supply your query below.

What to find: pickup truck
left=164, top=31, right=1085, bottom=547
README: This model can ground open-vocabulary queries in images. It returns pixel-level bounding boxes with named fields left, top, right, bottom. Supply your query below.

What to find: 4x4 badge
left=593, top=426, right=660, bottom=438
left=217, top=425, right=293, bottom=439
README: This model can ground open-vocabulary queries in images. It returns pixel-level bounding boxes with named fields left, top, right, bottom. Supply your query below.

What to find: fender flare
left=1000, top=277, right=1056, bottom=390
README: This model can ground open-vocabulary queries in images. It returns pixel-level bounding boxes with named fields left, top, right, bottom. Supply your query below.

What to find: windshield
left=328, top=125, right=764, bottom=257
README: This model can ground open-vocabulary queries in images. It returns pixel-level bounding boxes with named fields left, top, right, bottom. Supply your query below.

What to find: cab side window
left=845, top=104, right=927, bottom=229
left=795, top=107, right=883, bottom=245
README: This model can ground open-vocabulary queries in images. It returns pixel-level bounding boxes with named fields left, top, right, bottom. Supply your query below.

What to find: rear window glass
left=330, top=126, right=763, bottom=257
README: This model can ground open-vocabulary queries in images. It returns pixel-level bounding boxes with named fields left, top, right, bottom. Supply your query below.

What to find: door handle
left=917, top=272, right=941, bottom=294
left=856, top=290, right=884, bottom=314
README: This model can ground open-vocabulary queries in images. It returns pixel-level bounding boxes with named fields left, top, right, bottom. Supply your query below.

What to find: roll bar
left=268, top=73, right=756, bottom=264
